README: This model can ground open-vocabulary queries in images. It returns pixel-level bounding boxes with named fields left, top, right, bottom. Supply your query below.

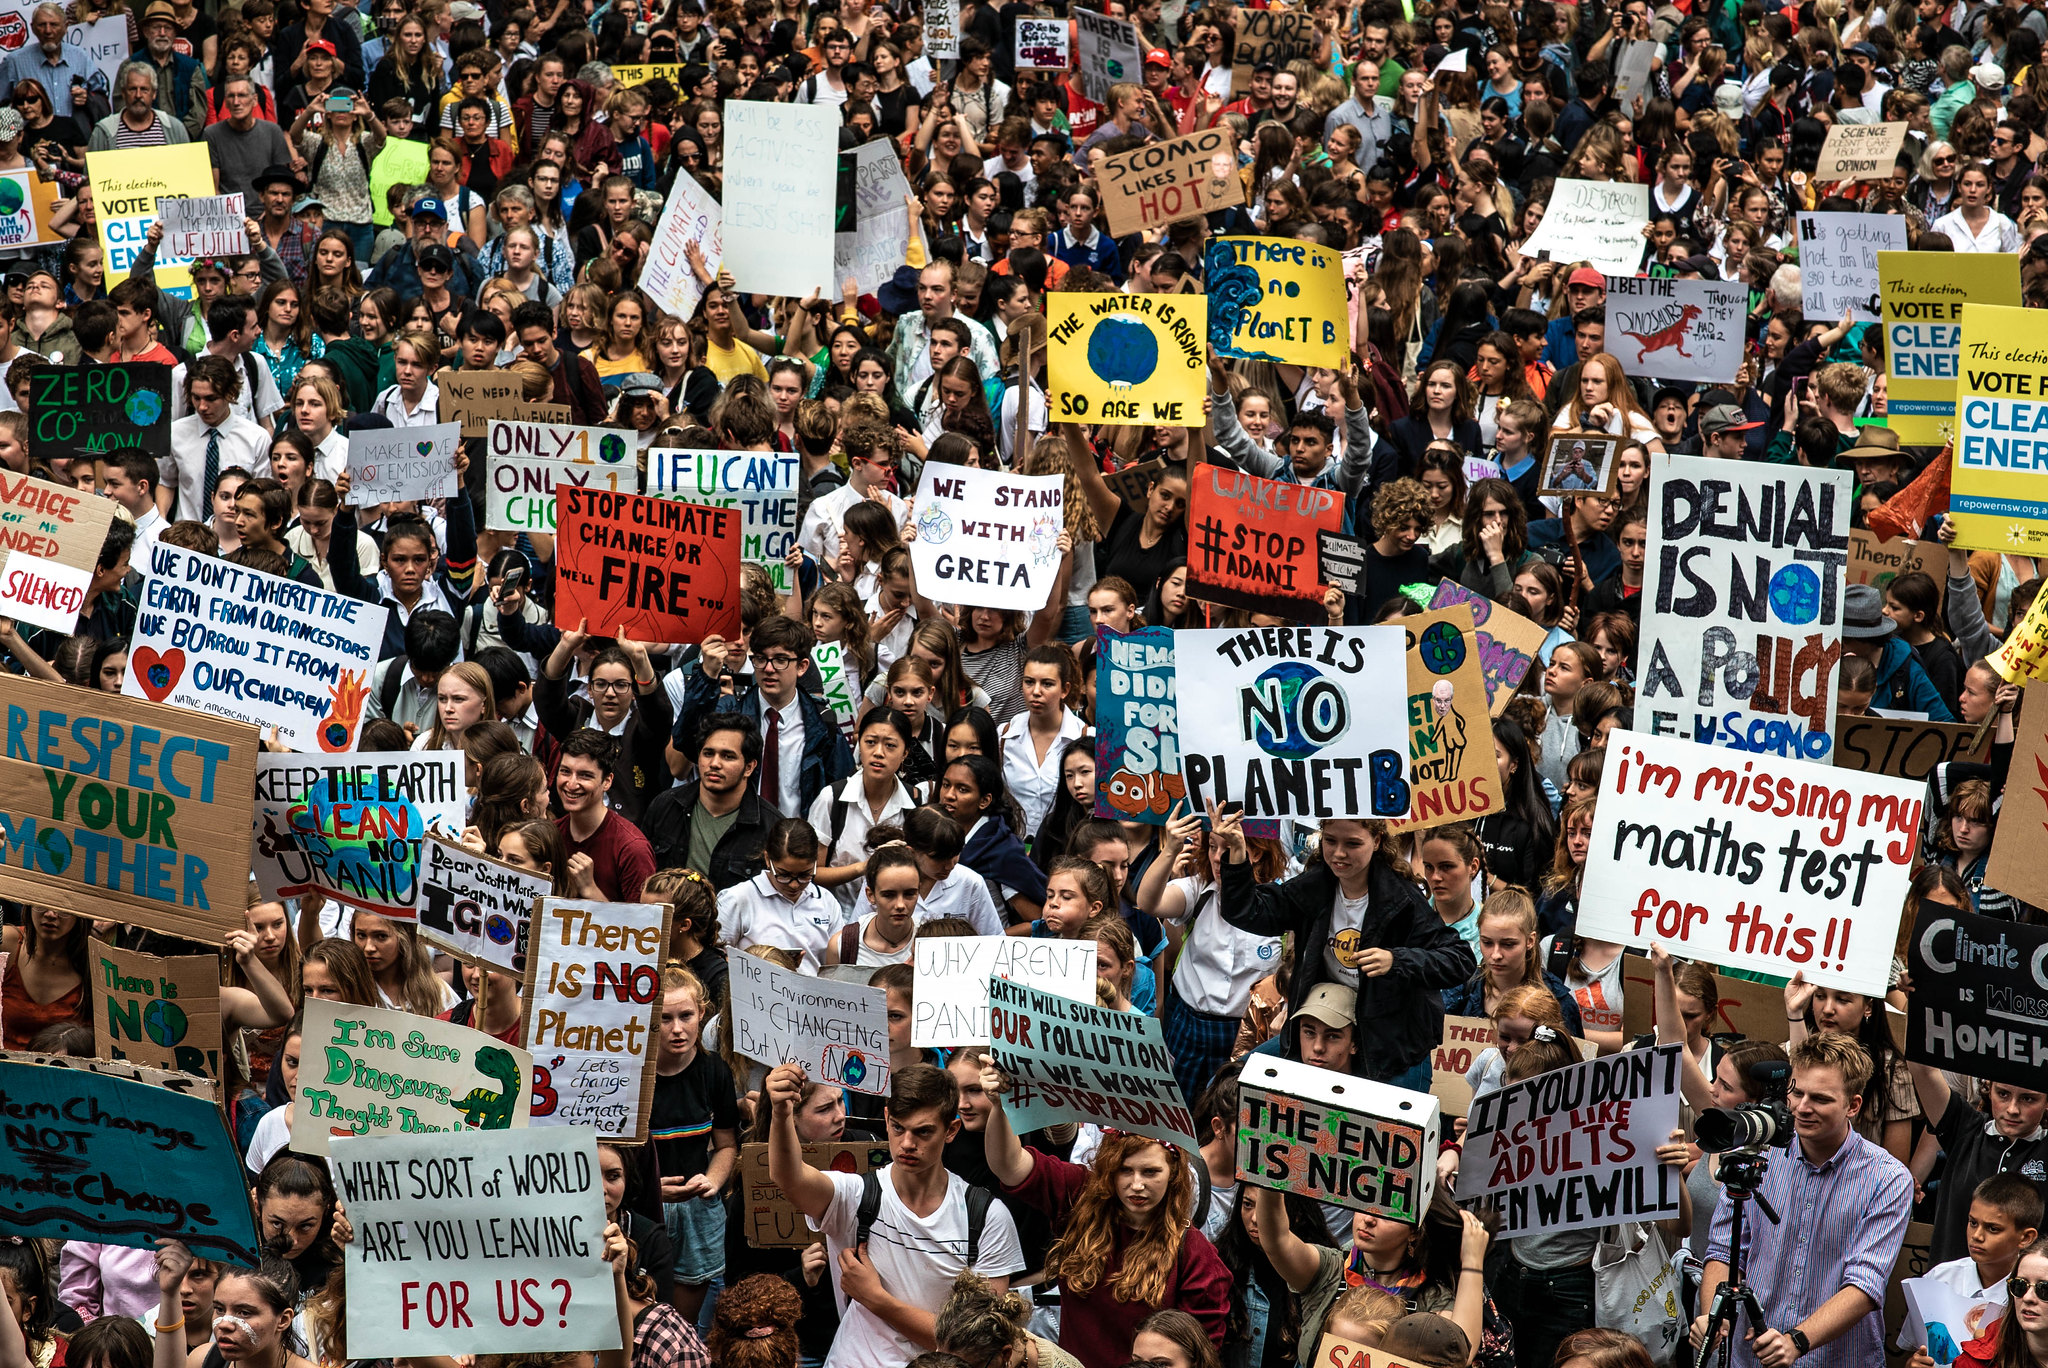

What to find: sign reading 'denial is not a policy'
left=1048, top=291, right=1207, bottom=428
left=251, top=752, right=465, bottom=918
left=1950, top=302, right=2048, bottom=554
left=292, top=998, right=532, bottom=1156
left=906, top=463, right=1065, bottom=612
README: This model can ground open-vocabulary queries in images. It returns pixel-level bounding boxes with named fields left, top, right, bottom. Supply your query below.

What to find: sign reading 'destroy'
left=1579, top=730, right=1920, bottom=995
left=907, top=463, right=1065, bottom=612
left=252, top=752, right=465, bottom=917
left=1517, top=180, right=1649, bottom=278
left=988, top=976, right=1200, bottom=1152
left=418, top=834, right=549, bottom=977
left=293, top=998, right=532, bottom=1155
left=728, top=946, right=891, bottom=1095
left=911, top=934, right=1097, bottom=1048
left=1906, top=902, right=2048, bottom=1089
left=1238, top=1054, right=1437, bottom=1223
left=484, top=421, right=635, bottom=533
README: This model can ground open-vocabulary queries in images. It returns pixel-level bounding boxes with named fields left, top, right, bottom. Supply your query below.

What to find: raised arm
left=1651, top=943, right=1715, bottom=1116
left=978, top=1061, right=1037, bottom=1188
left=221, top=928, right=295, bottom=1029
left=1248, top=1184, right=1325, bottom=1293
left=150, top=1242, right=193, bottom=1368
left=1062, top=422, right=1121, bottom=532
left=763, top=1062, right=840, bottom=1220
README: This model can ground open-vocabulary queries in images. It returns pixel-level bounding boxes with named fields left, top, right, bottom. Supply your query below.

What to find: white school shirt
left=162, top=412, right=271, bottom=520
left=720, top=870, right=846, bottom=973
left=762, top=692, right=806, bottom=818
left=371, top=379, right=443, bottom=426
left=806, top=776, right=918, bottom=908
left=1161, top=873, right=1284, bottom=1016
left=853, top=860, right=1005, bottom=936
left=800, top=481, right=907, bottom=565
left=998, top=708, right=1087, bottom=840
left=170, top=352, right=286, bottom=425
left=1896, top=1255, right=2008, bottom=1350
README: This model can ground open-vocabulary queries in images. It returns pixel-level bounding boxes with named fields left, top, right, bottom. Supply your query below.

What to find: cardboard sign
left=1100, top=128, right=1245, bottom=238
left=1391, top=606, right=1501, bottom=832
left=157, top=192, right=247, bottom=258
left=1016, top=16, right=1070, bottom=68
left=1095, top=626, right=1185, bottom=824
left=1456, top=1044, right=1684, bottom=1238
left=1797, top=211, right=1907, bottom=324
left=0, top=469, right=117, bottom=590
left=904, top=463, right=1065, bottom=612
left=1835, top=715, right=1990, bottom=779
left=1204, top=236, right=1347, bottom=367
left=28, top=362, right=170, bottom=467
left=1987, top=701, right=2048, bottom=907
left=90, top=937, right=223, bottom=1081
left=1815, top=120, right=1910, bottom=183
left=0, top=552, right=92, bottom=633
left=924, top=0, right=958, bottom=57
left=521, top=897, right=670, bottom=1140
left=1616, top=953, right=1793, bottom=1045
left=88, top=143, right=213, bottom=293
left=484, top=421, right=636, bottom=533
left=0, top=676, right=256, bottom=941
left=988, top=975, right=1200, bottom=1151
left=727, top=946, right=891, bottom=1095
left=293, top=998, right=533, bottom=1155
left=0, top=1052, right=259, bottom=1262
left=1317, top=530, right=1364, bottom=597
left=1428, top=580, right=1545, bottom=717
left=1905, top=903, right=2048, bottom=1090
left=911, top=934, right=1097, bottom=1048
left=647, top=448, right=804, bottom=597
left=1048, top=290, right=1207, bottom=428
left=1603, top=275, right=1747, bottom=384
left=834, top=139, right=926, bottom=299
left=1538, top=431, right=1621, bottom=497
left=1186, top=464, right=1343, bottom=621
left=128, top=540, right=386, bottom=751
left=347, top=422, right=461, bottom=506
left=1176, top=625, right=1411, bottom=821
left=553, top=486, right=743, bottom=642
left=1430, top=1016, right=1492, bottom=1118
left=721, top=101, right=837, bottom=299
left=437, top=371, right=569, bottom=438
left=739, top=1141, right=888, bottom=1247
left=1102, top=458, right=1167, bottom=508
left=640, top=168, right=722, bottom=321
left=1238, top=1054, right=1436, bottom=1222
left=1952, top=301, right=2048, bottom=554
left=1312, top=1333, right=1438, bottom=1368
left=1518, top=179, right=1650, bottom=278
left=1846, top=528, right=1944, bottom=592
left=334, top=1127, right=617, bottom=1358
left=813, top=641, right=858, bottom=740
left=1880, top=251, right=2020, bottom=447
left=251, top=752, right=466, bottom=918
left=418, top=834, right=549, bottom=977
left=1074, top=7, right=1143, bottom=103
left=1637, top=454, right=1853, bottom=760
left=1580, top=730, right=1920, bottom=995
left=1231, top=8, right=1317, bottom=93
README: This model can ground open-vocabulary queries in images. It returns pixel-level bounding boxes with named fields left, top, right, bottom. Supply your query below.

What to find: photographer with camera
left=1692, top=1032, right=1913, bottom=1368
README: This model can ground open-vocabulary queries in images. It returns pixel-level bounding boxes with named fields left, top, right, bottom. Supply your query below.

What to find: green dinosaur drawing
left=453, top=1045, right=524, bottom=1129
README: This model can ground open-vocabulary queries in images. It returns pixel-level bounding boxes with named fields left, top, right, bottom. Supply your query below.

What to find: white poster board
left=0, top=551, right=93, bottom=633
left=720, top=102, right=837, bottom=300
left=835, top=139, right=927, bottom=299
left=157, top=193, right=246, bottom=257
left=1798, top=211, right=1908, bottom=323
left=645, top=447, right=802, bottom=594
left=910, top=935, right=1098, bottom=1048
left=417, top=834, right=548, bottom=978
left=347, top=422, right=461, bottom=506
left=1602, top=275, right=1747, bottom=383
left=1518, top=180, right=1650, bottom=278
left=907, top=463, right=1066, bottom=611
left=292, top=998, right=533, bottom=1155
left=521, top=896, right=669, bottom=1141
left=1075, top=8, right=1143, bottom=104
left=638, top=169, right=722, bottom=323
left=1610, top=39, right=1657, bottom=113
left=485, top=420, right=635, bottom=533
left=252, top=752, right=467, bottom=916
left=924, top=0, right=959, bottom=58
left=1016, top=17, right=1071, bottom=69
left=727, top=947, right=892, bottom=1095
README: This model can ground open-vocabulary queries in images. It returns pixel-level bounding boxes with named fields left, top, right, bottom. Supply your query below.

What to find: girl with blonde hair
left=415, top=660, right=496, bottom=752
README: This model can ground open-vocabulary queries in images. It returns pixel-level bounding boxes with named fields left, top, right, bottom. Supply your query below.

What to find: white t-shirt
left=721, top=872, right=848, bottom=974
left=812, top=1167, right=1027, bottom=1368
left=852, top=861, right=1005, bottom=937
left=1322, top=888, right=1371, bottom=987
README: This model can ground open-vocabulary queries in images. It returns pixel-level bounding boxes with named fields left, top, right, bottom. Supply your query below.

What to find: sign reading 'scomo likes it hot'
left=1951, top=302, right=2048, bottom=553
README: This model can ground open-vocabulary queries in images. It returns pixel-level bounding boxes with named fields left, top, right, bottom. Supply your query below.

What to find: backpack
left=309, top=132, right=375, bottom=189
left=856, top=1170, right=994, bottom=1265
left=377, top=657, right=409, bottom=719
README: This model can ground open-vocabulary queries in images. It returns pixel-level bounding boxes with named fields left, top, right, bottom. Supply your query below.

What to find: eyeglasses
left=2012, top=1277, right=2048, bottom=1301
left=588, top=678, right=633, bottom=693
left=768, top=865, right=816, bottom=887
left=751, top=652, right=801, bottom=669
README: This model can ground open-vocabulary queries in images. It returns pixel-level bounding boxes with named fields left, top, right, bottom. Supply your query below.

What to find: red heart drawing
left=131, top=646, right=185, bottom=702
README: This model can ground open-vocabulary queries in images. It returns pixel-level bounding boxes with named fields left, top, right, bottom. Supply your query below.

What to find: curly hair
left=1370, top=477, right=1434, bottom=540
left=707, top=1274, right=803, bottom=1368
left=1046, top=1132, right=1195, bottom=1305
left=935, top=1271, right=1031, bottom=1363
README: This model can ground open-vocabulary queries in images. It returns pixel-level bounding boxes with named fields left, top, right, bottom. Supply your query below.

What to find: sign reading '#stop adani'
left=1951, top=302, right=2048, bottom=554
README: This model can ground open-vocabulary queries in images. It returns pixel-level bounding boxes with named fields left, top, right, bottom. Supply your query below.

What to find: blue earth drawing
left=125, top=389, right=163, bottom=428
left=1768, top=563, right=1822, bottom=625
left=0, top=179, right=25, bottom=217
left=143, top=997, right=188, bottom=1046
left=1088, top=315, right=1159, bottom=390
left=598, top=433, right=629, bottom=464
left=1250, top=660, right=1327, bottom=758
left=486, top=913, right=517, bottom=946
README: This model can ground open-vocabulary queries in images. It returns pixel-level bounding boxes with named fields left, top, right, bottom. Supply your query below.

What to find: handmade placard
left=1237, top=1054, right=1437, bottom=1223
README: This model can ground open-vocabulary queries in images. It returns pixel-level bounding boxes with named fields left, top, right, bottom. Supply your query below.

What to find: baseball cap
left=417, top=243, right=456, bottom=272
left=1294, top=983, right=1357, bottom=1031
left=410, top=195, right=450, bottom=222
left=1846, top=41, right=1881, bottom=60
left=1567, top=265, right=1606, bottom=290
left=304, top=37, right=339, bottom=56
left=1699, top=402, right=1763, bottom=436
left=1144, top=47, right=1171, bottom=66
left=1377, top=1315, right=1471, bottom=1368
left=291, top=194, right=325, bottom=213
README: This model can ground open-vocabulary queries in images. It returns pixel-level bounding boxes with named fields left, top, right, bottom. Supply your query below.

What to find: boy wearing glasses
left=674, top=614, right=856, bottom=822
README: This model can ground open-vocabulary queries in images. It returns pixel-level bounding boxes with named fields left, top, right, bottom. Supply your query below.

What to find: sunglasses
left=2013, top=1277, right=2048, bottom=1301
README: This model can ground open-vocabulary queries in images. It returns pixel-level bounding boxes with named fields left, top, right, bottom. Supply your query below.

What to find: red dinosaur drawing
left=1621, top=303, right=1705, bottom=360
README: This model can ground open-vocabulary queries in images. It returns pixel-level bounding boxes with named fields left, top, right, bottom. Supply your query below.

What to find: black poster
left=29, top=362, right=172, bottom=468
left=1318, top=529, right=1364, bottom=597
left=1905, top=902, right=2048, bottom=1089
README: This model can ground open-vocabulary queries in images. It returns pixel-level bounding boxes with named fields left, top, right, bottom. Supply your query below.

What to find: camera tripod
left=1693, top=1150, right=1782, bottom=1368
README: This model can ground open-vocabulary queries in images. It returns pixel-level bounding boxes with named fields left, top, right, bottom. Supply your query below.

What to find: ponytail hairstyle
left=1477, top=884, right=1541, bottom=987
left=935, top=1271, right=1032, bottom=1364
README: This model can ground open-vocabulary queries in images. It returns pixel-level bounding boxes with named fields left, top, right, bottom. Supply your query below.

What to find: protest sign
left=607, top=63, right=684, bottom=86
left=1815, top=120, right=1910, bottom=183
left=0, top=1052, right=259, bottom=1261
left=370, top=138, right=429, bottom=228
left=438, top=371, right=569, bottom=438
left=0, top=469, right=116, bottom=595
left=347, top=422, right=460, bottom=507
left=334, top=1126, right=616, bottom=1358
left=64, top=15, right=125, bottom=93
left=1846, top=528, right=1944, bottom=592
left=1798, top=211, right=1906, bottom=323
left=639, top=169, right=722, bottom=321
left=1204, top=236, right=1347, bottom=367
left=0, top=169, right=67, bottom=251
left=1602, top=275, right=1746, bottom=383
left=1517, top=180, right=1650, bottom=278
left=1431, top=1016, right=1493, bottom=1117
left=646, top=447, right=803, bottom=595
left=522, top=897, right=670, bottom=1140
left=1456, top=1045, right=1684, bottom=1238
left=924, top=0, right=958, bottom=57
left=293, top=998, right=533, bottom=1155
left=1074, top=7, right=1143, bottom=103
left=251, top=752, right=465, bottom=917
left=1881, top=252, right=2020, bottom=447
left=911, top=934, right=1097, bottom=1048
left=1580, top=729, right=1920, bottom=995
left=1238, top=1054, right=1436, bottom=1221
left=813, top=641, right=858, bottom=740
left=1317, top=531, right=1364, bottom=597
left=0, top=675, right=255, bottom=941
left=1988, top=701, right=2048, bottom=907
left=905, top=463, right=1065, bottom=612
left=29, top=361, right=170, bottom=467
left=1616, top=954, right=1792, bottom=1045
left=128, top=540, right=385, bottom=752
left=1951, top=302, right=2048, bottom=554
left=1905, top=902, right=2048, bottom=1090
left=1538, top=432, right=1621, bottom=496
left=1231, top=9, right=1317, bottom=92
left=418, top=834, right=548, bottom=977
left=727, top=946, right=891, bottom=1095
left=88, top=143, right=213, bottom=293
left=1176, top=625, right=1411, bottom=822
left=721, top=101, right=837, bottom=299
left=1991, top=589, right=2048, bottom=684
left=1637, top=454, right=1853, bottom=759
left=1100, top=128, right=1246, bottom=237
left=1428, top=580, right=1544, bottom=716
left=1102, top=458, right=1167, bottom=508
left=554, top=486, right=743, bottom=642
left=739, top=1141, right=889, bottom=1246
left=989, top=975, right=1200, bottom=1151
left=1095, top=626, right=1186, bottom=824
left=0, top=552, right=91, bottom=633
left=90, top=936, right=223, bottom=1081
left=1835, top=715, right=1989, bottom=780
left=1048, top=290, right=1206, bottom=428
left=1016, top=16, right=1069, bottom=68
left=1312, top=1333, right=1440, bottom=1368
left=485, top=421, right=635, bottom=534
left=1186, top=464, right=1343, bottom=621
left=157, top=193, right=246, bottom=257
left=1391, top=606, right=1501, bottom=832
left=835, top=140, right=926, bottom=298
left=1610, top=38, right=1656, bottom=112
left=1902, top=1277, right=2004, bottom=1365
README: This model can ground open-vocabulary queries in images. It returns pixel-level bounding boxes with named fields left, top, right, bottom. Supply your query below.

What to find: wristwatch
left=1787, top=1327, right=1811, bottom=1358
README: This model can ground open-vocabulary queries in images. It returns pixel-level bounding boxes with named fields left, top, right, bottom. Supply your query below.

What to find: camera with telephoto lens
left=1695, top=1061, right=1793, bottom=1155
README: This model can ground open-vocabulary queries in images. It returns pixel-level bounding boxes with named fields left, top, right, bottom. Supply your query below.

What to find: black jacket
left=641, top=780, right=778, bottom=889
left=1219, top=855, right=1471, bottom=1081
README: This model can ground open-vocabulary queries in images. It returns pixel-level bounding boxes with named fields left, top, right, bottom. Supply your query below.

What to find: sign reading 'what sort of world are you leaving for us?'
left=1950, top=302, right=2048, bottom=554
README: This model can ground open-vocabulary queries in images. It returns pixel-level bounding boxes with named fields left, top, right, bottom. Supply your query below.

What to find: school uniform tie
left=761, top=705, right=781, bottom=811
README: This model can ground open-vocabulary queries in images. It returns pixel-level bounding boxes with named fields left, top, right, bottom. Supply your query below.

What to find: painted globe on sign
left=1768, top=563, right=1822, bottom=626
left=1249, top=660, right=1324, bottom=759
left=1087, top=315, right=1159, bottom=390
left=143, top=997, right=189, bottom=1046
left=0, top=179, right=26, bottom=217
left=126, top=389, right=164, bottom=428
left=598, top=433, right=629, bottom=464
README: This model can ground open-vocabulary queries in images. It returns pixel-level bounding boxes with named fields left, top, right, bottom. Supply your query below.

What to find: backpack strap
left=964, top=1184, right=993, bottom=1266
left=377, top=658, right=408, bottom=719
left=855, top=1169, right=883, bottom=1248
left=1546, top=931, right=1575, bottom=983
left=828, top=790, right=854, bottom=851
left=838, top=920, right=860, bottom=966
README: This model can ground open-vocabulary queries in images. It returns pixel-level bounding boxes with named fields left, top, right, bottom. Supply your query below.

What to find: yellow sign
left=87, top=143, right=215, bottom=296
left=611, top=63, right=685, bottom=87
left=1881, top=251, right=2020, bottom=446
left=1047, top=290, right=1207, bottom=428
left=1204, top=235, right=1347, bottom=367
left=1949, top=302, right=2048, bottom=554
left=1991, top=584, right=2048, bottom=685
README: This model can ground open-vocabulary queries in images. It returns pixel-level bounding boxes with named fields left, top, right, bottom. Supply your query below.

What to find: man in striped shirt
left=86, top=61, right=190, bottom=150
left=1696, top=1031, right=1914, bottom=1368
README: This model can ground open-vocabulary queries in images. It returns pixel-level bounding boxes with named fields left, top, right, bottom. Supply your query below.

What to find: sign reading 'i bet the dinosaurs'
left=1602, top=275, right=1747, bottom=385
left=290, top=998, right=533, bottom=1156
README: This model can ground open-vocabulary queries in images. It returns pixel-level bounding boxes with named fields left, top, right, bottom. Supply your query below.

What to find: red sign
left=555, top=486, right=742, bottom=642
left=1186, top=464, right=1344, bottom=623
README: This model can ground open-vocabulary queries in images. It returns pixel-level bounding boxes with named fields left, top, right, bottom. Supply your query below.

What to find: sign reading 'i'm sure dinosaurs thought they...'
left=1601, top=275, right=1747, bottom=384
left=291, top=998, right=533, bottom=1156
